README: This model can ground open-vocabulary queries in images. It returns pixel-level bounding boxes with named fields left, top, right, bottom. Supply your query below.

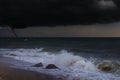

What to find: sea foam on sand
left=1, top=48, right=120, bottom=80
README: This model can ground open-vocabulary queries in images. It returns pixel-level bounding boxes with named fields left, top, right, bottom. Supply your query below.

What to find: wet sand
left=0, top=58, right=66, bottom=80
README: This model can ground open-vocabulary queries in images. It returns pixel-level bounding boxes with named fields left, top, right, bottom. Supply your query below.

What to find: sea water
left=0, top=38, right=120, bottom=80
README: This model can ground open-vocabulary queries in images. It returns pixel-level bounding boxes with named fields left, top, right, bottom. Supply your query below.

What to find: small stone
left=33, top=63, right=43, bottom=67
left=45, top=64, right=58, bottom=69
left=56, top=76, right=68, bottom=80
left=9, top=54, right=16, bottom=56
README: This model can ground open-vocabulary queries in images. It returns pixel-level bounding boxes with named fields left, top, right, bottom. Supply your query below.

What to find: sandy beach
left=0, top=59, right=65, bottom=80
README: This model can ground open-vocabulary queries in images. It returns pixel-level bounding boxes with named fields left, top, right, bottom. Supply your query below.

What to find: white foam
left=3, top=49, right=96, bottom=70
left=1, top=48, right=120, bottom=80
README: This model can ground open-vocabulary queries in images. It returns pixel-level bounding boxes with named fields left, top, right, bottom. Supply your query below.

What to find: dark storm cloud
left=0, top=0, right=120, bottom=27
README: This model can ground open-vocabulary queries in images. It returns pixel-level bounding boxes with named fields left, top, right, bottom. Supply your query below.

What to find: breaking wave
left=0, top=48, right=120, bottom=80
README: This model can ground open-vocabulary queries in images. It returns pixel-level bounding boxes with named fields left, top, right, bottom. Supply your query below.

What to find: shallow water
left=0, top=48, right=120, bottom=80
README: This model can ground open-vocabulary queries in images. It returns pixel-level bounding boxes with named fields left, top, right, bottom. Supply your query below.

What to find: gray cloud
left=0, top=0, right=120, bottom=27
left=95, top=0, right=117, bottom=9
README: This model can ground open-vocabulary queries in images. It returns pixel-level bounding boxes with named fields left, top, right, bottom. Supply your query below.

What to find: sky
left=0, top=0, right=120, bottom=37
left=1, top=22, right=120, bottom=37
left=1, top=0, right=120, bottom=26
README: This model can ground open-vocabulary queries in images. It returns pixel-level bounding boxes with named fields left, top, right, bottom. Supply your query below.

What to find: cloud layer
left=95, top=0, right=117, bottom=9
left=0, top=0, right=120, bottom=27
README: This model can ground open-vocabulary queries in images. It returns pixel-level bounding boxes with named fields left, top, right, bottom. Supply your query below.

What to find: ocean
left=0, top=38, right=120, bottom=80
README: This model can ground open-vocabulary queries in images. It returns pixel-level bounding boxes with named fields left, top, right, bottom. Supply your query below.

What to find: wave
left=0, top=48, right=120, bottom=80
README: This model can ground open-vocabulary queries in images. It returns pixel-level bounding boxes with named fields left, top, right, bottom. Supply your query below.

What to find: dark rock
left=45, top=64, right=58, bottom=69
left=97, top=61, right=120, bottom=73
left=100, top=66, right=112, bottom=72
left=9, top=54, right=16, bottom=56
left=33, top=63, right=43, bottom=67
